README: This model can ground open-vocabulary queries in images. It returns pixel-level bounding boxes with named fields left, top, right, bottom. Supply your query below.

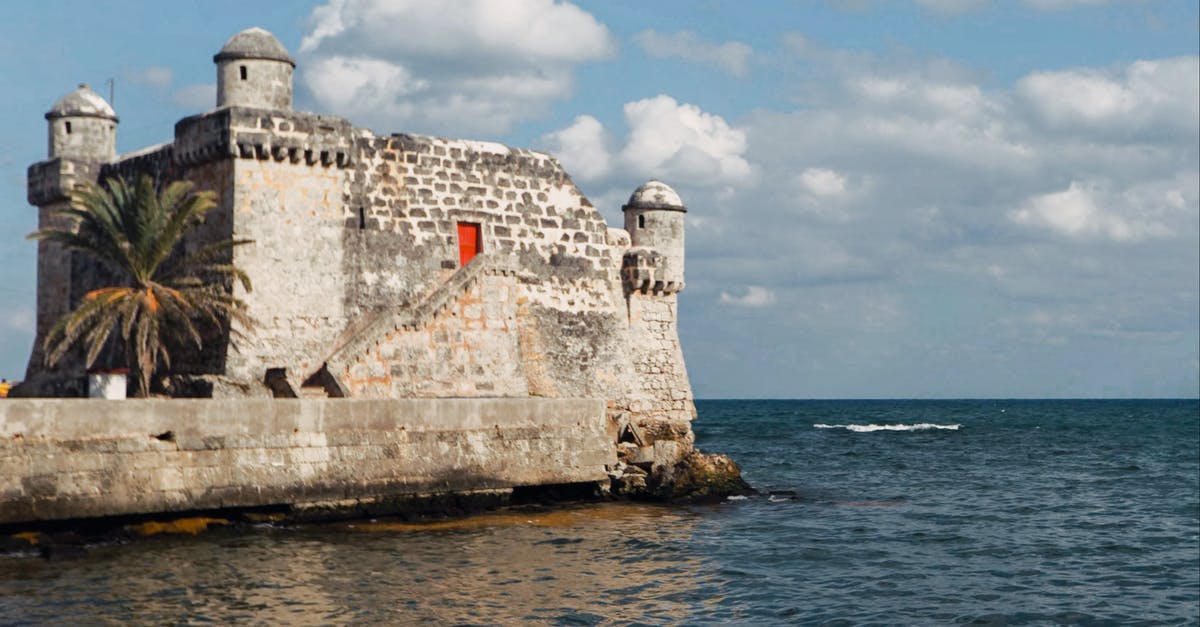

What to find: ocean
left=2, top=399, right=1197, bottom=625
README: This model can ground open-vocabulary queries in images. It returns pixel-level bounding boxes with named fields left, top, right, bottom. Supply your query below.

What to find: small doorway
left=457, top=222, right=481, bottom=267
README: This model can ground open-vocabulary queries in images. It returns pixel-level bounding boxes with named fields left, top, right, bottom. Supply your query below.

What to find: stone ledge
left=0, top=398, right=613, bottom=525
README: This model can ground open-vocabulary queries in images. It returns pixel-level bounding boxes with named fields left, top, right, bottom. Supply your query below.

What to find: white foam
left=813, top=423, right=961, bottom=432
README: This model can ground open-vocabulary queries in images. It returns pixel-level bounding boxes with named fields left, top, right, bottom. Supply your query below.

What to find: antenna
left=108, top=78, right=115, bottom=107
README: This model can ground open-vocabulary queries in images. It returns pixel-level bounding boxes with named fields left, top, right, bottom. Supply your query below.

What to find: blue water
left=2, top=399, right=1197, bottom=624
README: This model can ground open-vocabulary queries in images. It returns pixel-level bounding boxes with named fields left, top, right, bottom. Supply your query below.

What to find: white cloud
left=1010, top=180, right=1180, bottom=242
left=796, top=168, right=849, bottom=197
left=1017, top=57, right=1200, bottom=137
left=172, top=84, right=215, bottom=110
left=538, top=115, right=611, bottom=182
left=618, top=95, right=752, bottom=185
left=851, top=77, right=991, bottom=119
left=298, top=0, right=614, bottom=136
left=128, top=66, right=172, bottom=88
left=633, top=29, right=753, bottom=77
left=542, top=95, right=752, bottom=190
left=719, top=286, right=777, bottom=308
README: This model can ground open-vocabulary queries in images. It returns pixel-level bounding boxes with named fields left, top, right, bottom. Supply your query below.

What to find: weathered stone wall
left=217, top=59, right=293, bottom=110
left=20, top=81, right=695, bottom=439
left=324, top=134, right=645, bottom=406
left=25, top=158, right=104, bottom=381
left=225, top=155, right=348, bottom=386
left=0, top=398, right=612, bottom=525
left=338, top=272, right=528, bottom=398
left=626, top=294, right=695, bottom=423
left=48, top=115, right=116, bottom=162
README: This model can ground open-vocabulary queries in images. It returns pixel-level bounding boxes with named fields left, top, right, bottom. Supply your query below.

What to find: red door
left=457, top=222, right=480, bottom=267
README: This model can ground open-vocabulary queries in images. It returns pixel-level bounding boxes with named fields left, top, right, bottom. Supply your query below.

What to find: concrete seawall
left=0, top=398, right=613, bottom=525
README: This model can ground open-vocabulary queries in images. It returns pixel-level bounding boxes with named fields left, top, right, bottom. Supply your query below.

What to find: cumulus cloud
left=672, top=46, right=1198, bottom=395
left=538, top=115, right=611, bottom=181
left=1017, top=57, right=1200, bottom=138
left=298, top=0, right=615, bottom=136
left=796, top=168, right=848, bottom=197
left=1010, top=180, right=1184, bottom=242
left=619, top=95, right=752, bottom=185
left=540, top=95, right=753, bottom=193
left=633, top=29, right=753, bottom=77
left=719, top=286, right=777, bottom=308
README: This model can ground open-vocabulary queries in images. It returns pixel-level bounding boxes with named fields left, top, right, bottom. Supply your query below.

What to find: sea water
left=1, top=399, right=1197, bottom=624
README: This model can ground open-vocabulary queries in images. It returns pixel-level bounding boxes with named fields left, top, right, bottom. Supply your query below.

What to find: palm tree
left=30, top=174, right=252, bottom=398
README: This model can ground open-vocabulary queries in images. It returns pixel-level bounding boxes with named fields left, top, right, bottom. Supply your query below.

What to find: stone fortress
left=8, top=27, right=745, bottom=512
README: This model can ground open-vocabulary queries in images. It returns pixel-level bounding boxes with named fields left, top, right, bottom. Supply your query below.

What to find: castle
left=19, top=28, right=700, bottom=480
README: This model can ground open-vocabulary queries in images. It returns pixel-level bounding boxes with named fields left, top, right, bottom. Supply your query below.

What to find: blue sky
left=1, top=0, right=1197, bottom=397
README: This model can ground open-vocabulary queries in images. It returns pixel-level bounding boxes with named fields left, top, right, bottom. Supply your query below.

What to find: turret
left=45, top=84, right=118, bottom=161
left=214, top=27, right=294, bottom=110
left=622, top=180, right=686, bottom=294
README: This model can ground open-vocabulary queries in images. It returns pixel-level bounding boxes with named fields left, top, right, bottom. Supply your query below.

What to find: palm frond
left=30, top=173, right=255, bottom=396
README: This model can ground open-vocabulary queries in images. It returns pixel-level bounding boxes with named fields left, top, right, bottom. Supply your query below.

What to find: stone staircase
left=306, top=253, right=525, bottom=395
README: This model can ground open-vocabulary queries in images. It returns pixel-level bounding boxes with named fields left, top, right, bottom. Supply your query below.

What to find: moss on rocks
left=641, top=450, right=754, bottom=503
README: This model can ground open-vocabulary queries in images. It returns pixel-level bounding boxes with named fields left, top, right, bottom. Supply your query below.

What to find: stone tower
left=23, top=85, right=119, bottom=392
left=623, top=179, right=686, bottom=293
left=45, top=84, right=118, bottom=161
left=214, top=27, right=295, bottom=110
left=621, top=180, right=695, bottom=427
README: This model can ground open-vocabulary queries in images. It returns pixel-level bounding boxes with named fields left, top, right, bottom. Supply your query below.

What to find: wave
left=813, top=423, right=961, bottom=432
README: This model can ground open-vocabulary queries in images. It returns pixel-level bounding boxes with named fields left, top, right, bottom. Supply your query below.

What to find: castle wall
left=225, top=156, right=348, bottom=386
left=0, top=398, right=612, bottom=525
left=626, top=294, right=696, bottom=423
left=339, top=274, right=528, bottom=398
left=21, top=95, right=696, bottom=436
left=327, top=134, right=644, bottom=408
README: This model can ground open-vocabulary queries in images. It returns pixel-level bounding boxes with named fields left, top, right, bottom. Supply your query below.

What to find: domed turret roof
left=45, top=84, right=118, bottom=121
left=213, top=27, right=295, bottom=66
left=623, top=180, right=686, bottom=212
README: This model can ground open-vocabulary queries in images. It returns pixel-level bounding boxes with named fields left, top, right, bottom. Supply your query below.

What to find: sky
left=0, top=0, right=1197, bottom=398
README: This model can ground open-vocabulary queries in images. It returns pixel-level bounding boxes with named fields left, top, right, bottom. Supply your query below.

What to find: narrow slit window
left=358, top=207, right=366, bottom=230
left=637, top=214, right=645, bottom=229
left=240, top=65, right=248, bottom=80
left=65, top=121, right=72, bottom=134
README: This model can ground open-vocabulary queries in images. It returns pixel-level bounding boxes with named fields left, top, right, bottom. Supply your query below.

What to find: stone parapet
left=622, top=247, right=684, bottom=295
left=27, top=158, right=102, bottom=206
left=174, top=107, right=357, bottom=168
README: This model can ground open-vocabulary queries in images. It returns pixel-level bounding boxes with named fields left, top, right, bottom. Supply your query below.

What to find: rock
left=622, top=449, right=753, bottom=503
left=611, top=469, right=647, bottom=497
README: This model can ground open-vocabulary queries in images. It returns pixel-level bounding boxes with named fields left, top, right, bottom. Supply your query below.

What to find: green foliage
left=29, top=174, right=253, bottom=397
